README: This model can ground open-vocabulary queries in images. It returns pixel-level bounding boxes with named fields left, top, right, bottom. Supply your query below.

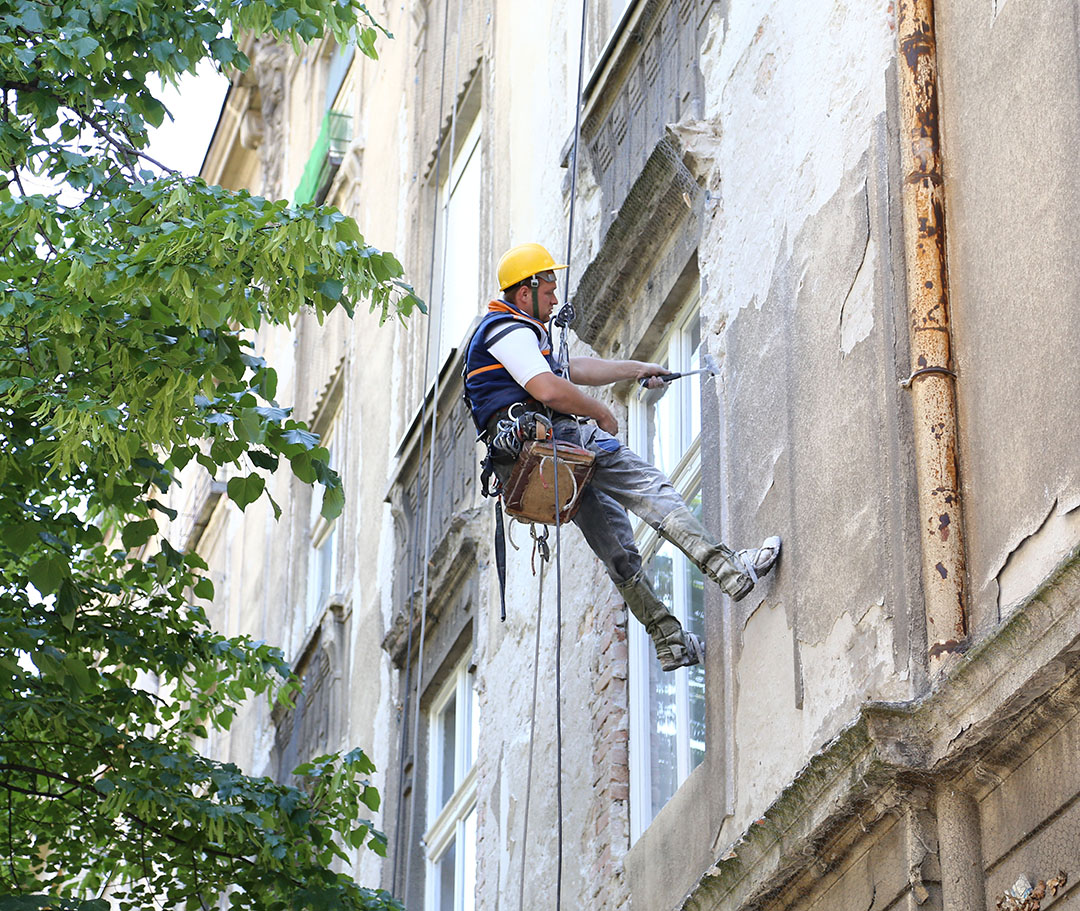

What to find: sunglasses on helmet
left=529, top=270, right=558, bottom=285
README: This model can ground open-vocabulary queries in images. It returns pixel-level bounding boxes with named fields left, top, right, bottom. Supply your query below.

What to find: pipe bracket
left=900, top=366, right=957, bottom=389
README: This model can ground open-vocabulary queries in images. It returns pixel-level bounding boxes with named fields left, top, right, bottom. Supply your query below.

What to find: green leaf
left=193, top=577, right=215, bottom=600
left=283, top=427, right=320, bottom=450
left=227, top=473, right=265, bottom=510
left=320, top=483, right=344, bottom=520
left=317, top=278, right=343, bottom=301
left=2, top=520, right=40, bottom=553
left=121, top=518, right=158, bottom=549
left=28, top=555, right=67, bottom=595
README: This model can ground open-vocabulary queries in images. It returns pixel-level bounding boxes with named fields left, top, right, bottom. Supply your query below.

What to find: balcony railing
left=387, top=351, right=480, bottom=620
left=570, top=0, right=713, bottom=348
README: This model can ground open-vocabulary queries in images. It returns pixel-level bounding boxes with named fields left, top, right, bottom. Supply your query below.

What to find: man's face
left=516, top=276, right=559, bottom=321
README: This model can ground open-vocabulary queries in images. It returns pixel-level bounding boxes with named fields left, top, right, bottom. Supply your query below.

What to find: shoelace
left=735, top=549, right=761, bottom=585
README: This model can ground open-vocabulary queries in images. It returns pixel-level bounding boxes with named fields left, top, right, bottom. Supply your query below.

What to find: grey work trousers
left=494, top=416, right=732, bottom=590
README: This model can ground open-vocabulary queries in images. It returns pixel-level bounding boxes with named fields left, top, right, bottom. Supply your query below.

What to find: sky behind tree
left=147, top=61, right=230, bottom=177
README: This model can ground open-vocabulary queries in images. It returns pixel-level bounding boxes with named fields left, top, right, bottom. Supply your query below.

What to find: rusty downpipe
left=895, top=0, right=967, bottom=675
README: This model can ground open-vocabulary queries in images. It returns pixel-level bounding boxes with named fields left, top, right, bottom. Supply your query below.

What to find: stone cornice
left=678, top=547, right=1080, bottom=911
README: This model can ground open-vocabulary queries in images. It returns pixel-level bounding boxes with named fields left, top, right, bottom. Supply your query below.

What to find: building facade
left=181, top=1, right=1080, bottom=909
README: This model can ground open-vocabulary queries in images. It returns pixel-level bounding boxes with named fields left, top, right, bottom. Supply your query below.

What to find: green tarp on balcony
left=293, top=110, right=351, bottom=205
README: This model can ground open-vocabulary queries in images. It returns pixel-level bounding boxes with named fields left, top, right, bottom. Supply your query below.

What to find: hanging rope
left=392, top=0, right=463, bottom=896
left=551, top=431, right=565, bottom=911
left=517, top=529, right=547, bottom=911
left=515, top=2, right=589, bottom=910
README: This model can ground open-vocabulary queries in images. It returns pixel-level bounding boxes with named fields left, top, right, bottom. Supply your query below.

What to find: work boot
left=658, top=506, right=782, bottom=601
left=616, top=572, right=704, bottom=671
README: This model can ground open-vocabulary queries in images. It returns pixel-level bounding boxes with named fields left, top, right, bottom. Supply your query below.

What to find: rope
left=517, top=3, right=588, bottom=908
left=517, top=540, right=547, bottom=911
left=394, top=0, right=462, bottom=897
left=551, top=431, right=565, bottom=911
left=548, top=2, right=588, bottom=902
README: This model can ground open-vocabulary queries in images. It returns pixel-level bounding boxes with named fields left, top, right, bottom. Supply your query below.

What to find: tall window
left=306, top=420, right=338, bottom=630
left=425, top=656, right=479, bottom=911
left=627, top=299, right=705, bottom=840
left=588, top=0, right=635, bottom=73
left=433, top=116, right=482, bottom=366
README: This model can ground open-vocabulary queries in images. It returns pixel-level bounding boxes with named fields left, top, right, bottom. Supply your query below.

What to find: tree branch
left=76, top=108, right=178, bottom=176
left=7, top=788, right=18, bottom=890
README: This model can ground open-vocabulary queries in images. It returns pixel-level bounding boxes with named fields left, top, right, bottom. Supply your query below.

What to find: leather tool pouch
left=502, top=440, right=596, bottom=525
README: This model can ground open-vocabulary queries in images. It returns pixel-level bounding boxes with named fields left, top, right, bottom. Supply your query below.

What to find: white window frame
left=433, top=116, right=483, bottom=366
left=424, top=655, right=479, bottom=911
left=627, top=297, right=705, bottom=842
left=305, top=421, right=339, bottom=631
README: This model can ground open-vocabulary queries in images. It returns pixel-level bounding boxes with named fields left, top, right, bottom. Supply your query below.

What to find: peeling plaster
left=997, top=497, right=1080, bottom=616
left=798, top=601, right=908, bottom=749
left=698, top=3, right=893, bottom=320
left=734, top=599, right=803, bottom=830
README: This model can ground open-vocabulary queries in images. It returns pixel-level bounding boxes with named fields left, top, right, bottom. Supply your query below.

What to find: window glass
left=325, top=41, right=355, bottom=110
left=628, top=299, right=706, bottom=840
left=591, top=0, right=634, bottom=71
left=437, top=692, right=457, bottom=814
left=434, top=118, right=482, bottom=365
left=306, top=422, right=338, bottom=629
left=462, top=807, right=477, bottom=911
left=435, top=841, right=456, bottom=911
left=426, top=657, right=478, bottom=911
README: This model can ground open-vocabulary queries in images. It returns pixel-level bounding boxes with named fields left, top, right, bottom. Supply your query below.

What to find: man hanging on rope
left=464, top=243, right=781, bottom=671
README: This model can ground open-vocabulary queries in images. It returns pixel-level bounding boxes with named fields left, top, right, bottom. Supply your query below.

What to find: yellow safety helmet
left=497, top=243, right=568, bottom=290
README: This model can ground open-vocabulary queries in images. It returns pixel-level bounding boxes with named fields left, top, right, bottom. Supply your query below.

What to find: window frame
left=432, top=114, right=483, bottom=366
left=627, top=296, right=705, bottom=842
left=424, top=655, right=479, bottom=911
left=305, top=420, right=339, bottom=631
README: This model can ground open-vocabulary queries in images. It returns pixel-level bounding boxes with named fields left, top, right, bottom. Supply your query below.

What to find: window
left=306, top=420, right=339, bottom=630
left=325, top=39, right=355, bottom=111
left=627, top=299, right=705, bottom=839
left=587, top=0, right=635, bottom=76
left=432, top=116, right=482, bottom=366
left=425, top=657, right=479, bottom=911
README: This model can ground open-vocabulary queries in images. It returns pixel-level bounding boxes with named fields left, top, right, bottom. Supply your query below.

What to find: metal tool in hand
left=637, top=354, right=720, bottom=407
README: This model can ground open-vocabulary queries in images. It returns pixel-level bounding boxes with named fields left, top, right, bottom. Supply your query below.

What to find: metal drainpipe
left=895, top=0, right=968, bottom=675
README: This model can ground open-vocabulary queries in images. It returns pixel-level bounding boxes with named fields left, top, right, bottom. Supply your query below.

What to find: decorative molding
left=675, top=548, right=1080, bottom=911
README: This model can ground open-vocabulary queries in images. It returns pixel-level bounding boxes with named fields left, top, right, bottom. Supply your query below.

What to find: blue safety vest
left=463, top=301, right=560, bottom=434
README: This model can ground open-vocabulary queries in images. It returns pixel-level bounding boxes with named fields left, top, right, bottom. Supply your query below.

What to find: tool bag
left=501, top=440, right=595, bottom=525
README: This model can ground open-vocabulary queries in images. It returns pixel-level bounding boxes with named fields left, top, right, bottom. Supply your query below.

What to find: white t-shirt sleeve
left=485, top=324, right=552, bottom=388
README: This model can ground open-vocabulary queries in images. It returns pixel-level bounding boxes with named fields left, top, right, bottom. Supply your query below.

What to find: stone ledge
left=381, top=507, right=484, bottom=666
left=677, top=545, right=1080, bottom=911
left=571, top=128, right=704, bottom=352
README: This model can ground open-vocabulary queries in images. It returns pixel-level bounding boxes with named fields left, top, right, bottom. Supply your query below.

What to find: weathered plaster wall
left=185, top=1, right=1080, bottom=909
left=934, top=0, right=1080, bottom=636
left=687, top=0, right=923, bottom=850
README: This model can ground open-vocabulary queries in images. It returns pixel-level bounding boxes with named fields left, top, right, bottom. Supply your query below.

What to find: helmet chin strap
left=529, top=276, right=540, bottom=320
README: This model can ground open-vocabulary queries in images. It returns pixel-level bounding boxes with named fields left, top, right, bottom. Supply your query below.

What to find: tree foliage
left=0, top=0, right=418, bottom=906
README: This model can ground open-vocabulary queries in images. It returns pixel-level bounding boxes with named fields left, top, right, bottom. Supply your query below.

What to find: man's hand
left=595, top=406, right=618, bottom=435
left=634, top=362, right=670, bottom=389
